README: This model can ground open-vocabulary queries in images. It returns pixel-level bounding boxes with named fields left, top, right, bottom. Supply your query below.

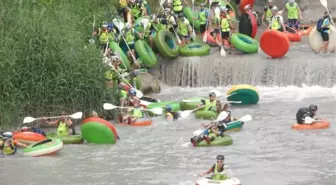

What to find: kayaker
left=170, top=0, right=190, bottom=15
left=0, top=132, right=27, bottom=155
left=268, top=6, right=287, bottom=32
left=220, top=7, right=234, bottom=54
left=283, top=0, right=303, bottom=30
left=317, top=11, right=331, bottom=54
left=261, top=0, right=275, bottom=26
left=20, top=126, right=47, bottom=136
left=99, top=24, right=109, bottom=52
left=198, top=92, right=217, bottom=112
left=177, top=13, right=193, bottom=45
left=165, top=8, right=178, bottom=34
left=128, top=0, right=145, bottom=20
left=118, top=98, right=145, bottom=124
left=118, top=83, right=129, bottom=107
left=122, top=23, right=139, bottom=67
left=296, top=104, right=319, bottom=124
left=199, top=155, right=229, bottom=180
left=196, top=3, right=209, bottom=34
left=43, top=112, right=76, bottom=136
left=164, top=105, right=180, bottom=121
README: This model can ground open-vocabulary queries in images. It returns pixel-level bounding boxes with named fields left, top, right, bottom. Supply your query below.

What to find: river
left=1, top=85, right=335, bottom=185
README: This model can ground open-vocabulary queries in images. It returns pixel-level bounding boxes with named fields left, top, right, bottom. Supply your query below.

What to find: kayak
left=196, top=133, right=233, bottom=147
left=23, top=138, right=63, bottom=157
left=226, top=121, right=244, bottom=131
left=13, top=131, right=46, bottom=145
left=291, top=119, right=330, bottom=130
left=46, top=133, right=84, bottom=144
left=195, top=177, right=241, bottom=185
left=195, top=110, right=218, bottom=120
left=120, top=117, right=152, bottom=126
left=81, top=117, right=119, bottom=144
left=147, top=101, right=181, bottom=112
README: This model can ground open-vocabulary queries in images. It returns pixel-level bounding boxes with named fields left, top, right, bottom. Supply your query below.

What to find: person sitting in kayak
left=296, top=104, right=319, bottom=124
left=164, top=105, right=180, bottom=121
left=118, top=98, right=145, bottom=124
left=199, top=155, right=229, bottom=180
left=43, top=112, right=76, bottom=136
left=0, top=132, right=27, bottom=155
left=198, top=92, right=217, bottom=112
left=177, top=13, right=193, bottom=45
left=20, top=126, right=46, bottom=136
left=268, top=6, right=287, bottom=32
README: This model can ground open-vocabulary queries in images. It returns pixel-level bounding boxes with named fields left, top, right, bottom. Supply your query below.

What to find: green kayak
left=147, top=101, right=181, bottom=112
left=23, top=138, right=63, bottom=157
left=197, top=133, right=233, bottom=147
left=46, top=132, right=84, bottom=144
left=226, top=121, right=244, bottom=131
left=195, top=110, right=218, bottom=120
left=180, top=97, right=202, bottom=110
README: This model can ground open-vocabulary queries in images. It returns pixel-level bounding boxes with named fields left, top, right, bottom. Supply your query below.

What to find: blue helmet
left=107, top=23, right=114, bottom=30
left=165, top=104, right=172, bottom=111
left=129, top=88, right=137, bottom=96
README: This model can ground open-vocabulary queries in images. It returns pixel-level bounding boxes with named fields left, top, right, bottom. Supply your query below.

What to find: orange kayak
left=298, top=25, right=313, bottom=36
left=291, top=119, right=330, bottom=130
left=13, top=131, right=46, bottom=144
left=120, top=118, right=152, bottom=126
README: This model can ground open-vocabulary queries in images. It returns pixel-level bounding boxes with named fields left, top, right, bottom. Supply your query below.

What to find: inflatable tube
left=238, top=12, right=257, bottom=38
left=219, top=2, right=237, bottom=20
left=183, top=7, right=201, bottom=31
left=291, top=119, right=330, bottom=130
left=298, top=25, right=313, bottom=36
left=202, top=30, right=230, bottom=48
left=121, top=117, right=153, bottom=126
left=23, top=138, right=63, bottom=157
left=226, top=121, right=244, bottom=131
left=81, top=122, right=116, bottom=144
left=13, top=132, right=46, bottom=145
left=135, top=40, right=158, bottom=68
left=195, top=177, right=241, bottom=185
left=260, top=30, right=290, bottom=58
left=82, top=117, right=119, bottom=141
left=309, top=26, right=336, bottom=53
left=147, top=101, right=181, bottom=112
left=284, top=26, right=301, bottom=42
left=195, top=110, right=218, bottom=120
left=109, top=41, right=131, bottom=70
left=179, top=42, right=211, bottom=56
left=46, top=133, right=84, bottom=144
left=226, top=84, right=259, bottom=105
left=154, top=30, right=180, bottom=58
left=239, top=0, right=255, bottom=13
left=230, top=33, right=258, bottom=54
left=196, top=133, right=233, bottom=147
left=180, top=97, right=203, bottom=110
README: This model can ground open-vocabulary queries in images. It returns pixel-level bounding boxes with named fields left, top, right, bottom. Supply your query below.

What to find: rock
left=135, top=72, right=161, bottom=94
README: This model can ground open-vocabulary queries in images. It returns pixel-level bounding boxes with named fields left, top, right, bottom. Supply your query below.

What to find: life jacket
left=173, top=0, right=183, bottom=12
left=1, top=140, right=16, bottom=155
left=130, top=4, right=141, bottom=19
left=204, top=99, right=217, bottom=111
left=285, top=3, right=299, bottom=19
left=99, top=31, right=109, bottom=44
left=119, top=89, right=128, bottom=99
left=124, top=28, right=135, bottom=45
left=132, top=107, right=144, bottom=118
left=57, top=121, right=69, bottom=136
left=178, top=19, right=190, bottom=36
left=165, top=112, right=174, bottom=121
left=143, top=22, right=152, bottom=37
left=199, top=10, right=207, bottom=25
left=167, top=15, right=177, bottom=29
left=119, top=0, right=127, bottom=8
left=270, top=15, right=282, bottom=30
left=264, top=6, right=273, bottom=21
left=212, top=163, right=228, bottom=180
left=220, top=17, right=230, bottom=32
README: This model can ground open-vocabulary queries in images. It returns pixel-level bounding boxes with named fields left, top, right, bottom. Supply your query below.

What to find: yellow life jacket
left=2, top=140, right=15, bottom=155
left=212, top=164, right=228, bottom=180
left=204, top=99, right=217, bottom=111
left=199, top=10, right=207, bottom=25
left=99, top=31, right=108, bottom=44
left=125, top=29, right=135, bottom=45
left=286, top=3, right=299, bottom=19
left=173, top=0, right=183, bottom=12
left=270, top=16, right=281, bottom=30
left=265, top=6, right=273, bottom=21
left=132, top=107, right=144, bottom=118
left=221, top=17, right=230, bottom=32
left=119, top=0, right=127, bottom=8
left=57, top=121, right=69, bottom=136
left=178, top=19, right=189, bottom=36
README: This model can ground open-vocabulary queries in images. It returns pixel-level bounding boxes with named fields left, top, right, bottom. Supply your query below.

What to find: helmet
left=309, top=104, right=318, bottom=111
left=271, top=6, right=278, bottom=12
left=288, top=0, right=295, bottom=4
left=107, top=23, right=114, bottom=30
left=216, top=155, right=225, bottom=160
left=165, top=104, right=172, bottom=111
left=178, top=13, right=184, bottom=18
left=209, top=92, right=216, bottom=97
left=125, top=23, right=131, bottom=29
left=129, top=88, right=137, bottom=96
left=220, top=7, right=228, bottom=12
left=102, top=24, right=108, bottom=28
left=244, top=4, right=251, bottom=11
left=267, top=0, right=272, bottom=2
left=3, top=132, right=13, bottom=138
left=21, top=126, right=30, bottom=131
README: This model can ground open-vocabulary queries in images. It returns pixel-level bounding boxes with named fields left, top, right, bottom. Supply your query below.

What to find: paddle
left=103, top=103, right=163, bottom=115
left=181, top=92, right=237, bottom=103
left=180, top=105, right=206, bottom=118
left=191, top=0, right=197, bottom=38
left=320, top=0, right=336, bottom=26
left=22, top=112, right=83, bottom=124
left=159, top=3, right=182, bottom=44
left=203, top=0, right=212, bottom=42
left=304, top=117, right=318, bottom=124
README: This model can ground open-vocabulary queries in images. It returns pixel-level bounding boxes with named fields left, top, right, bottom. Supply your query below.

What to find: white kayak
left=195, top=177, right=241, bottom=185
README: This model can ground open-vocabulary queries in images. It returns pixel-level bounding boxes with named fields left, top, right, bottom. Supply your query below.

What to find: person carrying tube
left=219, top=7, right=234, bottom=54
left=317, top=11, right=332, bottom=54
left=283, top=0, right=303, bottom=30
left=268, top=6, right=287, bottom=33
left=165, top=8, right=178, bottom=34
left=177, top=13, right=193, bottom=45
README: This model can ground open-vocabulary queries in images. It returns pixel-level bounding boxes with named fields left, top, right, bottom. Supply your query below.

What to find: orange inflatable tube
left=239, top=0, right=255, bottom=13
left=298, top=25, right=313, bottom=36
left=121, top=118, right=152, bottom=126
left=260, top=30, right=290, bottom=58
left=202, top=30, right=230, bottom=48
left=284, top=26, right=301, bottom=42
left=291, top=119, right=330, bottom=130
left=13, top=132, right=46, bottom=144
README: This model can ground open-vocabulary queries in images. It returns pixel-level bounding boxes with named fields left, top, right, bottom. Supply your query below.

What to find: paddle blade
left=320, top=0, right=327, bottom=8
left=148, top=108, right=163, bottom=115
left=23, top=117, right=36, bottom=124
left=221, top=46, right=226, bottom=56
left=304, top=117, right=315, bottom=124
left=103, top=103, right=116, bottom=110
left=239, top=115, right=252, bottom=122
left=203, top=33, right=208, bottom=43
left=180, top=110, right=194, bottom=118
left=227, top=101, right=242, bottom=104
left=193, top=129, right=204, bottom=136
left=70, top=112, right=83, bottom=119
left=182, top=142, right=191, bottom=147
left=136, top=90, right=144, bottom=99
left=215, top=111, right=228, bottom=122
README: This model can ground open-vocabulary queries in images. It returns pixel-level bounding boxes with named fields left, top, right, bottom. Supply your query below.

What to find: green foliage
left=0, top=0, right=120, bottom=127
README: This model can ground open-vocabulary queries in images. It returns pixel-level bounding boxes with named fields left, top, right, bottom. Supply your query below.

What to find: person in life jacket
left=153, top=13, right=168, bottom=32
left=296, top=104, right=319, bottom=124
left=0, top=132, right=27, bottom=155
left=105, top=56, right=127, bottom=89
left=170, top=0, right=190, bottom=15
left=118, top=0, right=129, bottom=22
left=219, top=7, right=234, bottom=54
left=199, top=155, right=229, bottom=180
left=122, top=23, right=139, bottom=67
left=177, top=13, right=193, bottom=45
left=268, top=6, right=287, bottom=32
left=136, top=14, right=156, bottom=48
left=43, top=112, right=76, bottom=136
left=98, top=24, right=109, bottom=52
left=164, top=105, right=180, bottom=121
left=283, top=0, right=303, bottom=30
left=209, top=6, right=222, bottom=47
left=118, top=98, right=145, bottom=124
left=128, top=0, right=145, bottom=20
left=198, top=92, right=217, bottom=112
left=165, top=8, right=178, bottom=34
left=262, top=0, right=275, bottom=26
left=317, top=11, right=331, bottom=54
left=20, top=126, right=47, bottom=136
left=196, top=3, right=209, bottom=34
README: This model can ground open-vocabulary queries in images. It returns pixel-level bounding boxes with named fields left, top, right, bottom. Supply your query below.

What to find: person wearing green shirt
left=268, top=6, right=287, bottom=33
left=283, top=0, right=303, bottom=30
left=199, top=155, right=229, bottom=180
left=197, top=3, right=209, bottom=33
left=177, top=13, right=193, bottom=45
left=198, top=92, right=217, bottom=112
left=43, top=112, right=76, bottom=136
left=118, top=98, right=145, bottom=124
left=262, top=0, right=275, bottom=26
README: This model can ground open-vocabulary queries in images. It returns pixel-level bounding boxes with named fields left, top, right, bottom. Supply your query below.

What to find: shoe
left=203, top=136, right=211, bottom=144
left=127, top=117, right=132, bottom=125
left=190, top=138, right=197, bottom=147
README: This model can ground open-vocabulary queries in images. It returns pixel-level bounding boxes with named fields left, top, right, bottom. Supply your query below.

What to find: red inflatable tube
left=81, top=117, right=119, bottom=140
left=246, top=12, right=257, bottom=38
left=260, top=30, right=290, bottom=58
left=239, top=0, right=255, bottom=13
left=284, top=26, right=302, bottom=42
left=202, top=30, right=231, bottom=48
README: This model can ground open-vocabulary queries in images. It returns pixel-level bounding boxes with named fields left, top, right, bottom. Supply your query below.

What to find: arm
left=43, top=119, right=59, bottom=127
left=200, top=166, right=214, bottom=176
left=16, top=141, right=28, bottom=148
left=298, top=6, right=303, bottom=19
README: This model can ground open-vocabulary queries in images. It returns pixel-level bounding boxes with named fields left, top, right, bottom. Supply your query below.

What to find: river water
left=1, top=85, right=335, bottom=185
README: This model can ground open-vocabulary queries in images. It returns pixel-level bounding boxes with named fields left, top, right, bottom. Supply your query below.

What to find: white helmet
left=112, top=56, right=121, bottom=62
left=125, top=23, right=131, bottom=29
left=244, top=4, right=252, bottom=11
left=289, top=0, right=295, bottom=4
left=220, top=7, right=228, bottom=12
left=267, top=0, right=272, bottom=2
left=271, top=6, right=278, bottom=12
left=3, top=132, right=13, bottom=138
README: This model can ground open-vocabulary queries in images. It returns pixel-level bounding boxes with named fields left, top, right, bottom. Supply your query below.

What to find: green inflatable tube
left=230, top=33, right=259, bottom=54
left=46, top=133, right=84, bottom=144
left=81, top=122, right=116, bottom=144
left=197, top=133, right=233, bottom=147
left=147, top=101, right=181, bottom=112
left=195, top=110, right=218, bottom=120
left=180, top=97, right=203, bottom=110
left=135, top=40, right=158, bottom=68
left=226, top=121, right=244, bottom=131
left=154, top=30, right=180, bottom=58
left=109, top=41, right=131, bottom=70
left=23, top=138, right=63, bottom=157
left=183, top=7, right=201, bottom=31
left=180, top=42, right=211, bottom=56
left=227, top=85, right=259, bottom=105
